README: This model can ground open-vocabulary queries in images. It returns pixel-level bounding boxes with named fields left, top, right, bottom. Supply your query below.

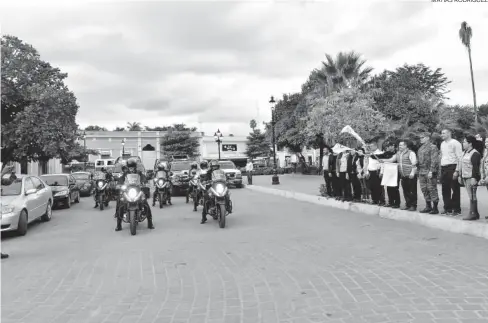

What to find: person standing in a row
left=417, top=133, right=440, bottom=214
left=381, top=142, right=401, bottom=208
left=336, top=148, right=353, bottom=201
left=383, top=140, right=418, bottom=211
left=322, top=146, right=333, bottom=197
left=364, top=140, right=385, bottom=206
left=459, top=135, right=482, bottom=221
left=440, top=129, right=463, bottom=216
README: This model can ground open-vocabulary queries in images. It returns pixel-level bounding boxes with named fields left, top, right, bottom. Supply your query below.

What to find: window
left=40, top=175, right=68, bottom=186
left=24, top=177, right=35, bottom=192
left=30, top=176, right=44, bottom=190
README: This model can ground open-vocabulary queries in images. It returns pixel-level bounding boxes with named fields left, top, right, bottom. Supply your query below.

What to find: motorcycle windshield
left=211, top=169, right=226, bottom=182
left=93, top=172, right=106, bottom=180
left=125, top=174, right=141, bottom=186
left=156, top=171, right=167, bottom=178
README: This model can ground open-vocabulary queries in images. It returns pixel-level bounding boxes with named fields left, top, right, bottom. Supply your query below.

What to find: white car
left=1, top=174, right=53, bottom=236
left=218, top=161, right=243, bottom=188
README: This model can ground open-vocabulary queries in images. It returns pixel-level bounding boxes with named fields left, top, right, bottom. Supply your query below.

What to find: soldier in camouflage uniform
left=418, top=132, right=440, bottom=214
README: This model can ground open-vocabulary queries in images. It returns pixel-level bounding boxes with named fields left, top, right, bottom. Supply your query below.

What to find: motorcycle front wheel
left=99, top=194, right=104, bottom=210
left=129, top=210, right=137, bottom=236
left=218, top=204, right=226, bottom=228
left=159, top=193, right=163, bottom=208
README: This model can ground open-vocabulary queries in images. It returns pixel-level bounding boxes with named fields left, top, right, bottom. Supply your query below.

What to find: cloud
left=1, top=0, right=487, bottom=136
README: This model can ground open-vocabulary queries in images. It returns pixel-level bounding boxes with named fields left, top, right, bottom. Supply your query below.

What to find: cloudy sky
left=1, top=0, right=487, bottom=136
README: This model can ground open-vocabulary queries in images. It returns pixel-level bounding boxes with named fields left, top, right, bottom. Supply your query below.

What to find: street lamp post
left=214, top=129, right=223, bottom=160
left=270, top=96, right=280, bottom=185
left=121, top=138, right=126, bottom=156
left=82, top=130, right=87, bottom=171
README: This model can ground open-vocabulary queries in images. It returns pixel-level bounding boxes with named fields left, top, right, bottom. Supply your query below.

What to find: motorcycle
left=186, top=170, right=198, bottom=205
left=119, top=174, right=148, bottom=236
left=93, top=173, right=111, bottom=210
left=202, top=169, right=233, bottom=228
left=153, top=170, right=170, bottom=208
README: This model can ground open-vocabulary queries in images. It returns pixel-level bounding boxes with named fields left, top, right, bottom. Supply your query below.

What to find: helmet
left=209, top=160, right=220, bottom=169
left=127, top=158, right=138, bottom=169
left=200, top=160, right=208, bottom=169
left=101, top=167, right=106, bottom=172
left=157, top=162, right=167, bottom=171
left=190, top=161, right=198, bottom=169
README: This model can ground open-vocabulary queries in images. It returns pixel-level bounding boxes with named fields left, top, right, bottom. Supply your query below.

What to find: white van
left=95, top=159, right=116, bottom=172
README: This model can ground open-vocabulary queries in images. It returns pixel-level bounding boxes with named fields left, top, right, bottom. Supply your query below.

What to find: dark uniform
left=115, top=158, right=154, bottom=231
left=200, top=160, right=220, bottom=224
left=94, top=168, right=113, bottom=208
left=380, top=150, right=401, bottom=208
left=152, top=162, right=172, bottom=206
left=418, top=140, right=440, bottom=214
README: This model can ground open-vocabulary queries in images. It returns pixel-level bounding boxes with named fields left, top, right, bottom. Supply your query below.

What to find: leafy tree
left=126, top=122, right=142, bottom=131
left=306, top=87, right=387, bottom=146
left=459, top=22, right=477, bottom=121
left=245, top=129, right=270, bottom=159
left=114, top=127, right=125, bottom=131
left=368, top=64, right=449, bottom=131
left=59, top=143, right=99, bottom=164
left=160, top=124, right=200, bottom=158
left=249, top=119, right=257, bottom=131
left=145, top=126, right=169, bottom=131
left=85, top=125, right=107, bottom=131
left=1, top=35, right=79, bottom=168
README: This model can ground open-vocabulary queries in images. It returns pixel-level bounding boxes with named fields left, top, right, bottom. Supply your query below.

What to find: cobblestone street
left=2, top=189, right=488, bottom=323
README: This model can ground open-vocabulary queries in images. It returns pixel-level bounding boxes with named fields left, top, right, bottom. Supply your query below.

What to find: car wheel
left=66, top=195, right=71, bottom=209
left=42, top=201, right=52, bottom=222
left=17, top=210, right=28, bottom=236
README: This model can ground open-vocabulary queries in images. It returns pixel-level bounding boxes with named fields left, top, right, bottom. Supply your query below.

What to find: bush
left=319, top=184, right=327, bottom=197
left=242, top=167, right=287, bottom=176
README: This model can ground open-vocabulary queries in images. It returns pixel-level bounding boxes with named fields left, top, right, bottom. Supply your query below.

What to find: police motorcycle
left=119, top=173, right=149, bottom=235
left=93, top=172, right=112, bottom=210
left=202, top=169, right=233, bottom=228
left=153, top=170, right=171, bottom=208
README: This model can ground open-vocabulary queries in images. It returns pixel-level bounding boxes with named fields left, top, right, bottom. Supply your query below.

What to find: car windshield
left=1, top=177, right=23, bottom=196
left=219, top=162, right=236, bottom=170
left=41, top=175, right=68, bottom=186
left=171, top=162, right=191, bottom=171
left=72, top=173, right=90, bottom=180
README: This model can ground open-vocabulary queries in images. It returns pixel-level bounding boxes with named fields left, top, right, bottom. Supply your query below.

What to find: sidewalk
left=247, top=174, right=488, bottom=240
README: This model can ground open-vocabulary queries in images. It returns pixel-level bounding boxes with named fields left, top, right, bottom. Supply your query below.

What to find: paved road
left=251, top=174, right=488, bottom=222
left=1, top=190, right=488, bottom=323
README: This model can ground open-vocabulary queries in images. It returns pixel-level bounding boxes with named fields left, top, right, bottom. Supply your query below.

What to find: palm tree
left=249, top=119, right=257, bottom=131
left=319, top=51, right=373, bottom=91
left=126, top=122, right=142, bottom=131
left=459, top=21, right=477, bottom=122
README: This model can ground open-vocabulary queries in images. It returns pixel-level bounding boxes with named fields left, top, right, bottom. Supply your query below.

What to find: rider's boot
left=115, top=216, right=122, bottom=231
left=201, top=207, right=207, bottom=224
left=168, top=195, right=172, bottom=205
left=147, top=207, right=155, bottom=229
left=152, top=193, right=156, bottom=206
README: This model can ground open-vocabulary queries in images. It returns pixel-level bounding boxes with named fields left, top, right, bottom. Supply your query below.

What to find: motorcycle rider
left=152, top=161, right=172, bottom=206
left=94, top=167, right=113, bottom=208
left=200, top=159, right=231, bottom=223
left=187, top=161, right=199, bottom=209
left=115, top=158, right=154, bottom=231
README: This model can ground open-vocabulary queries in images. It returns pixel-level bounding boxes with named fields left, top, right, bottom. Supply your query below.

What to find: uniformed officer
left=418, top=132, right=440, bottom=214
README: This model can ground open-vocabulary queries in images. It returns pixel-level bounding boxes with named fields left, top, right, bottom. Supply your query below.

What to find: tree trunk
left=318, top=144, right=324, bottom=175
left=298, top=153, right=309, bottom=173
left=468, top=46, right=478, bottom=122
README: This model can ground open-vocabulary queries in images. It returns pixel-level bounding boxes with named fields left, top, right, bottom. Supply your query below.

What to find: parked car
left=219, top=161, right=243, bottom=188
left=71, top=171, right=94, bottom=197
left=170, top=160, right=192, bottom=196
left=40, top=174, right=80, bottom=209
left=1, top=174, right=53, bottom=236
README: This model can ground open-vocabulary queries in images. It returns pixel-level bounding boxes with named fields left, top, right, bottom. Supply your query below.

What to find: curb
left=245, top=185, right=488, bottom=240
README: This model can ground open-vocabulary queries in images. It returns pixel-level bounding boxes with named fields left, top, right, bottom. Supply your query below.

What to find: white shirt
left=367, top=149, right=383, bottom=171
left=322, top=155, right=329, bottom=171
left=245, top=162, right=253, bottom=171
left=440, top=139, right=463, bottom=167
left=291, top=154, right=297, bottom=163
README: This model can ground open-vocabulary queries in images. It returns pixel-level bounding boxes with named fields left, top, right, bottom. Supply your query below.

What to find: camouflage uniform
left=418, top=142, right=440, bottom=203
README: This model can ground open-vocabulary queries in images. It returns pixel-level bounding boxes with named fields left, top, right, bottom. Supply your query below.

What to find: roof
left=40, top=173, right=70, bottom=177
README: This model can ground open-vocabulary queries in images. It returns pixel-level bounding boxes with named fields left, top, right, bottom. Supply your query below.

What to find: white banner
left=381, top=162, right=398, bottom=187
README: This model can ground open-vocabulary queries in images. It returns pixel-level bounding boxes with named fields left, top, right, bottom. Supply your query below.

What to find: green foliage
left=126, top=122, right=142, bottom=131
left=85, top=125, right=107, bottom=131
left=160, top=124, right=200, bottom=158
left=1, top=35, right=79, bottom=165
left=249, top=119, right=257, bottom=130
left=245, top=129, right=271, bottom=159
left=114, top=127, right=125, bottom=131
left=60, top=143, right=99, bottom=164
left=306, top=88, right=387, bottom=145
left=368, top=64, right=449, bottom=131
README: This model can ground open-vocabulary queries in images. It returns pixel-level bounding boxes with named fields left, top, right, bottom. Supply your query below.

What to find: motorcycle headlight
left=158, top=179, right=164, bottom=185
left=127, top=188, right=138, bottom=199
left=97, top=181, right=104, bottom=188
left=121, top=185, right=127, bottom=191
left=215, top=183, right=225, bottom=195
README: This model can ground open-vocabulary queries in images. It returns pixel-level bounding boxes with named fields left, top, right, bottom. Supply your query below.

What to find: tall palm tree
left=126, top=122, right=142, bottom=131
left=319, top=51, right=373, bottom=92
left=459, top=21, right=477, bottom=122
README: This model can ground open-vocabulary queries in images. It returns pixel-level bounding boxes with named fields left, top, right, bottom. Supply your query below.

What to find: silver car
left=1, top=174, right=53, bottom=236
